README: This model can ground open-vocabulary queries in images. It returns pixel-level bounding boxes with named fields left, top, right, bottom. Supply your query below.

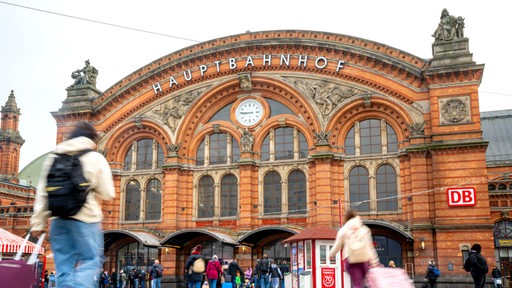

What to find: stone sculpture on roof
left=70, top=59, right=98, bottom=88
left=432, top=8, right=465, bottom=41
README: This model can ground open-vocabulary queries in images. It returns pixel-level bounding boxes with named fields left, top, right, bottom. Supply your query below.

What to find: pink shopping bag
left=0, top=233, right=45, bottom=288
left=366, top=266, right=414, bottom=288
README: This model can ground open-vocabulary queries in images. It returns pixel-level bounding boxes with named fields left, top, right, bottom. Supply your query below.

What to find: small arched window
left=125, top=180, right=141, bottom=221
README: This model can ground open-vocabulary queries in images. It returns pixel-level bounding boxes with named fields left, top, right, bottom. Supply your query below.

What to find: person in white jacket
left=329, top=210, right=379, bottom=288
left=31, top=121, right=115, bottom=288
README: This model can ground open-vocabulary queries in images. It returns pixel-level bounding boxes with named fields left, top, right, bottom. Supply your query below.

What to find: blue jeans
left=50, top=218, right=103, bottom=288
left=208, top=279, right=217, bottom=288
left=259, top=274, right=270, bottom=288
left=152, top=277, right=161, bottom=288
left=189, top=281, right=202, bottom=288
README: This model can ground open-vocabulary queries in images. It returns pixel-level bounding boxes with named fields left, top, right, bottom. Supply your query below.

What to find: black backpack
left=46, top=149, right=92, bottom=217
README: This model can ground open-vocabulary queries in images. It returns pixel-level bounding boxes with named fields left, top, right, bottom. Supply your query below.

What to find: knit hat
left=192, top=244, right=202, bottom=254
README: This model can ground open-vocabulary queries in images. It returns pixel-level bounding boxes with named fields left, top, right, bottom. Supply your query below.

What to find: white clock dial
left=235, top=99, right=264, bottom=126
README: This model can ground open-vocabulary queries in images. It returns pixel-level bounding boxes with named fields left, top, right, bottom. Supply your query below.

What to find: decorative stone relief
left=238, top=73, right=252, bottom=91
left=409, top=121, right=425, bottom=136
left=167, top=143, right=180, bottom=156
left=290, top=78, right=362, bottom=116
left=315, top=131, right=331, bottom=145
left=240, top=129, right=254, bottom=152
left=150, top=88, right=204, bottom=133
left=439, top=96, right=471, bottom=125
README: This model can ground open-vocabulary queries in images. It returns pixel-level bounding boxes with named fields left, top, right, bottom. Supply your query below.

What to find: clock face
left=235, top=99, right=264, bottom=126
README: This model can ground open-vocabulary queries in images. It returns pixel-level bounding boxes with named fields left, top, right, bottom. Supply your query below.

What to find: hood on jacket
left=55, top=136, right=96, bottom=154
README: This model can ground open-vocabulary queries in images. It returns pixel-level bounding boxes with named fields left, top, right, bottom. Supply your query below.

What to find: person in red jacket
left=206, top=255, right=222, bottom=288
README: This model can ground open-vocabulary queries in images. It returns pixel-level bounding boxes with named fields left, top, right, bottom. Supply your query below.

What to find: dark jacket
left=492, top=267, right=502, bottom=278
left=185, top=254, right=205, bottom=283
left=426, top=264, right=439, bottom=280
left=464, top=250, right=489, bottom=276
left=227, top=261, right=244, bottom=281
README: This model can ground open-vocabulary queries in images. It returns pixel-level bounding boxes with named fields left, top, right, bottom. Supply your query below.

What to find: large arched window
left=345, top=119, right=400, bottom=214
left=288, top=170, right=307, bottom=215
left=198, top=176, right=215, bottom=218
left=349, top=166, right=370, bottom=212
left=145, top=179, right=162, bottom=221
left=125, top=180, right=141, bottom=221
left=196, top=133, right=240, bottom=166
left=221, top=174, right=238, bottom=217
left=261, top=127, right=308, bottom=161
left=345, top=119, right=398, bottom=156
left=264, top=171, right=282, bottom=215
left=124, top=138, right=165, bottom=171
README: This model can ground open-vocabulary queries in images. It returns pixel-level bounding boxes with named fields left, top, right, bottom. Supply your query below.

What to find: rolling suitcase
left=0, top=233, right=45, bottom=288
left=366, top=266, right=414, bottom=288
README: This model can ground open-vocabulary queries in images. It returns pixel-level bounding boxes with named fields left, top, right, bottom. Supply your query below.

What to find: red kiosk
left=282, top=226, right=350, bottom=288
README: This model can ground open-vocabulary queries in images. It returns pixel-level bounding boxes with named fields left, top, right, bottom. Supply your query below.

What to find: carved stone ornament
left=409, top=121, right=425, bottom=136
left=167, top=143, right=180, bottom=156
left=291, top=79, right=360, bottom=116
left=439, top=96, right=471, bottom=125
left=240, top=129, right=254, bottom=152
left=315, top=131, right=331, bottom=145
left=238, top=73, right=252, bottom=91
left=151, top=89, right=203, bottom=133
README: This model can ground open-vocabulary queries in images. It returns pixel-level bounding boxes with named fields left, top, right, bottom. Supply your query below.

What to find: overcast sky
left=1, top=0, right=511, bottom=170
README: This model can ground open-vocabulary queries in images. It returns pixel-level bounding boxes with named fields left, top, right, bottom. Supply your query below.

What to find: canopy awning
left=0, top=228, right=44, bottom=254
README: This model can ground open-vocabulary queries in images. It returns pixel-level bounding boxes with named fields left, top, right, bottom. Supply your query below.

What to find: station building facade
left=5, top=14, right=512, bottom=287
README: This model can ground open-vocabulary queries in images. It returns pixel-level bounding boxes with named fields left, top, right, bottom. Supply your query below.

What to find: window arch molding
left=326, top=97, right=413, bottom=152
left=189, top=123, right=241, bottom=161
left=105, top=119, right=171, bottom=166
left=253, top=119, right=313, bottom=156
left=177, top=76, right=321, bottom=158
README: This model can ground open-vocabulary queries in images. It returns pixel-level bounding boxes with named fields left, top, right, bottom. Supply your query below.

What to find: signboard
left=321, top=267, right=336, bottom=288
left=447, top=187, right=476, bottom=207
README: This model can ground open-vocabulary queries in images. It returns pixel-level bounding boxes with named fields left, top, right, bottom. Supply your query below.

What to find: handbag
left=366, top=267, right=414, bottom=288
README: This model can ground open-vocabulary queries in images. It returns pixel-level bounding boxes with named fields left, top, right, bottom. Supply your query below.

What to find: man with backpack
left=30, top=122, right=116, bottom=288
left=185, top=244, right=205, bottom=288
left=425, top=260, right=440, bottom=287
left=151, top=259, right=164, bottom=288
left=258, top=254, right=271, bottom=288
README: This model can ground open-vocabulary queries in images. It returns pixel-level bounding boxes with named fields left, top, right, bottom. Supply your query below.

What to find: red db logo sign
left=447, top=187, right=476, bottom=207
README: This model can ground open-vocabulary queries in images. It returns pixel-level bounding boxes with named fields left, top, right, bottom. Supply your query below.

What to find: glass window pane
left=376, top=164, right=398, bottom=211
left=210, top=104, right=233, bottom=122
left=386, top=124, right=398, bottom=153
left=261, top=135, right=270, bottom=161
left=125, top=180, right=141, bottom=221
left=264, top=172, right=281, bottom=215
left=275, top=127, right=294, bottom=160
left=136, top=139, right=153, bottom=170
left=299, top=132, right=308, bottom=159
left=232, top=138, right=240, bottom=163
left=145, top=179, right=162, bottom=220
left=268, top=99, right=295, bottom=117
left=124, top=145, right=133, bottom=171
left=349, top=167, right=369, bottom=212
left=196, top=139, right=205, bottom=166
left=221, top=174, right=238, bottom=217
left=156, top=144, right=164, bottom=168
left=198, top=176, right=215, bottom=218
left=345, top=127, right=355, bottom=155
left=209, top=134, right=227, bottom=165
left=288, top=170, right=307, bottom=214
left=360, top=119, right=382, bottom=155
